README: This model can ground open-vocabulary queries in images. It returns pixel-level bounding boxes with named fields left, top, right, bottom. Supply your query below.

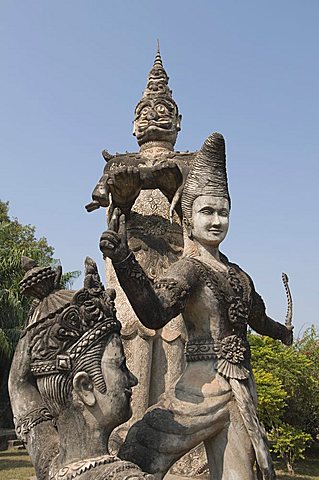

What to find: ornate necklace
left=188, top=256, right=252, bottom=326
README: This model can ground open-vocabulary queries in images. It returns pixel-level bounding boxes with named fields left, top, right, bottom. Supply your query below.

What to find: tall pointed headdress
left=138, top=42, right=176, bottom=102
left=181, top=132, right=230, bottom=226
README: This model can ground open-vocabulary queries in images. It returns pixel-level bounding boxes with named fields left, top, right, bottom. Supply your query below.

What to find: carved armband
left=14, top=406, right=55, bottom=442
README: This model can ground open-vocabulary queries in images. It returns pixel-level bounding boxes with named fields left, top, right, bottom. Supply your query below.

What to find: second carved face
left=133, top=98, right=181, bottom=146
left=191, top=196, right=230, bottom=248
left=94, top=333, right=138, bottom=430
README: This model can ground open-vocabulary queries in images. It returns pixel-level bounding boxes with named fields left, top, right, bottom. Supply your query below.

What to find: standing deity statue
left=86, top=47, right=194, bottom=428
left=9, top=256, right=153, bottom=480
left=100, top=132, right=293, bottom=480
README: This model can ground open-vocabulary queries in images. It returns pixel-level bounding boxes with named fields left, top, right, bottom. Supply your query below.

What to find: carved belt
left=185, top=335, right=250, bottom=380
left=185, top=337, right=219, bottom=362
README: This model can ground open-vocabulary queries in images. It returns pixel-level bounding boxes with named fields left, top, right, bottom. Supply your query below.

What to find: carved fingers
left=100, top=208, right=129, bottom=262
left=152, top=160, right=177, bottom=171
left=149, top=160, right=183, bottom=199
left=107, top=166, right=141, bottom=208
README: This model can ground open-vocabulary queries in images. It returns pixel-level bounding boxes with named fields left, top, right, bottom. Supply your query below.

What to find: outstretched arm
left=99, top=209, right=191, bottom=330
left=248, top=291, right=293, bottom=346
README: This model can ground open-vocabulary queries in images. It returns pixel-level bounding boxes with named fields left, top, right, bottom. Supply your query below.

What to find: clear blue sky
left=1, top=0, right=318, bottom=335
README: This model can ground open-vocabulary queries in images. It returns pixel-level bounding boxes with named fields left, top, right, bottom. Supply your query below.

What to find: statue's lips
left=124, top=388, right=132, bottom=398
left=137, top=120, right=172, bottom=131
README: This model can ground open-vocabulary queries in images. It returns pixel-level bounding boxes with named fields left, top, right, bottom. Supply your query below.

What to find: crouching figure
left=9, top=256, right=153, bottom=480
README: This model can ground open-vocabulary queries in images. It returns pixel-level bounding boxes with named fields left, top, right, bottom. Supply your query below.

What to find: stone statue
left=99, top=132, right=294, bottom=480
left=8, top=256, right=153, bottom=480
left=86, top=47, right=194, bottom=431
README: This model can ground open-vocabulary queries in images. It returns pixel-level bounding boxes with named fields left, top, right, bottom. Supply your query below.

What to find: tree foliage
left=250, top=329, right=319, bottom=473
left=0, top=201, right=80, bottom=426
left=269, top=424, right=312, bottom=475
left=0, top=202, right=54, bottom=369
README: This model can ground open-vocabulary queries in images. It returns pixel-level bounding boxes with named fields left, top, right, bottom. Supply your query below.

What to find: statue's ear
left=73, top=372, right=96, bottom=407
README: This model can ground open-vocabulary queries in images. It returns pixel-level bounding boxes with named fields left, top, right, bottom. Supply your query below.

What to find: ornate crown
left=20, top=257, right=121, bottom=377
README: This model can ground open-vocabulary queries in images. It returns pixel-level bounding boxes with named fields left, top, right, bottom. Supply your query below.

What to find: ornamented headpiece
left=181, top=132, right=230, bottom=226
left=21, top=257, right=120, bottom=377
left=140, top=43, right=173, bottom=101
left=20, top=256, right=58, bottom=299
left=133, top=44, right=181, bottom=148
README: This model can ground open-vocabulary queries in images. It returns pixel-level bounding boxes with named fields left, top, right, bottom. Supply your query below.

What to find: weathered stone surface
left=87, top=48, right=201, bottom=475
left=9, top=257, right=153, bottom=479
left=100, top=132, right=293, bottom=479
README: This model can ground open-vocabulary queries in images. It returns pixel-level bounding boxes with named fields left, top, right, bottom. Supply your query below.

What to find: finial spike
left=154, top=40, right=163, bottom=67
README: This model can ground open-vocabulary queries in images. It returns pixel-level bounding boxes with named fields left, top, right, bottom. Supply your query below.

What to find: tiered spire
left=140, top=44, right=174, bottom=101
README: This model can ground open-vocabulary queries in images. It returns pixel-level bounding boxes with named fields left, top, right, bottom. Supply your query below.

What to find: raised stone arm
left=99, top=208, right=190, bottom=330
left=248, top=290, right=293, bottom=346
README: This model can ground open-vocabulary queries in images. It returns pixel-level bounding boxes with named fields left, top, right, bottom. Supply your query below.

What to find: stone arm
left=8, top=331, right=59, bottom=480
left=248, top=291, right=293, bottom=346
left=113, top=252, right=192, bottom=330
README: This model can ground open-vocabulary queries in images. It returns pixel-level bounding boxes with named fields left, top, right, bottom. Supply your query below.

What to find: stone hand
left=149, top=160, right=182, bottom=198
left=99, top=207, right=130, bottom=263
left=107, top=166, right=141, bottom=210
left=282, top=325, right=294, bottom=346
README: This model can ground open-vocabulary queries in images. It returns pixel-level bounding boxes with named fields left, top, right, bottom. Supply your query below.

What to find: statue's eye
left=200, top=208, right=214, bottom=215
left=141, top=106, right=150, bottom=115
left=156, top=104, right=167, bottom=114
left=220, top=210, right=229, bottom=217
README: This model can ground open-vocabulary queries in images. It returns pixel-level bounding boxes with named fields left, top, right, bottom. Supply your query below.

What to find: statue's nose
left=211, top=212, right=221, bottom=225
left=146, top=110, right=158, bottom=121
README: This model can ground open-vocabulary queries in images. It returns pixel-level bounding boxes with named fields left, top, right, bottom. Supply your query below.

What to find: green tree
left=252, top=368, right=287, bottom=428
left=250, top=332, right=318, bottom=473
left=0, top=201, right=79, bottom=427
left=269, top=424, right=312, bottom=475
left=250, top=334, right=317, bottom=435
left=294, top=326, right=319, bottom=438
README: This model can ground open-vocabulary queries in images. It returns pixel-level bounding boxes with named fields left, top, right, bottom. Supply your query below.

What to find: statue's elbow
left=139, top=311, right=167, bottom=330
